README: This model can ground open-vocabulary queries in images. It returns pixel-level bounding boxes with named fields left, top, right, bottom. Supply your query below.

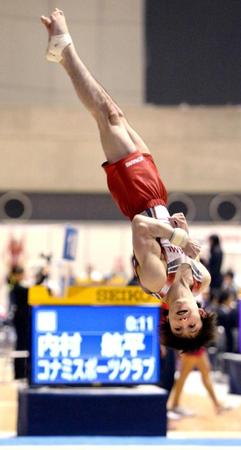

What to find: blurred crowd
left=201, top=234, right=239, bottom=354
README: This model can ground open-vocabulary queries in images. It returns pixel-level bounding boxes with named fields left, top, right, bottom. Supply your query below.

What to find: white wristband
left=46, top=33, right=72, bottom=63
left=170, top=228, right=188, bottom=248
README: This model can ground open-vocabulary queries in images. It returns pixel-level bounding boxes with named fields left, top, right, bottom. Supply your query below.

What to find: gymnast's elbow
left=132, top=215, right=148, bottom=237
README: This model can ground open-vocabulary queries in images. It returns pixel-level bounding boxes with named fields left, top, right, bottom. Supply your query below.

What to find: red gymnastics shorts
left=102, top=150, right=168, bottom=220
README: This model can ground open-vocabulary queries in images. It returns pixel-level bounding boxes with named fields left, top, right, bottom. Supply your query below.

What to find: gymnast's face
left=168, top=298, right=207, bottom=338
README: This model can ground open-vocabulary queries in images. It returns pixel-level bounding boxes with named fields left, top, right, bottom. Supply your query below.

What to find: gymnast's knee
left=95, top=99, right=123, bottom=129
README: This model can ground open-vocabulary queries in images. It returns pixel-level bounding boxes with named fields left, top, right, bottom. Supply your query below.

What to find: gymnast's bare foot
left=41, top=8, right=69, bottom=38
left=40, top=8, right=72, bottom=62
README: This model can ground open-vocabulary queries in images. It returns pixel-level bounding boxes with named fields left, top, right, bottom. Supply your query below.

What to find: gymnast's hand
left=169, top=212, right=189, bottom=233
left=183, top=237, right=201, bottom=259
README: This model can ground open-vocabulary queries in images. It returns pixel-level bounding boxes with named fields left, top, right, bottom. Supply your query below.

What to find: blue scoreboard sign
left=31, top=305, right=160, bottom=385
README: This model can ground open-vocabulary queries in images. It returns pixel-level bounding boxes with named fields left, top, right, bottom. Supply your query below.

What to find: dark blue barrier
left=222, top=353, right=241, bottom=394
left=17, top=386, right=168, bottom=436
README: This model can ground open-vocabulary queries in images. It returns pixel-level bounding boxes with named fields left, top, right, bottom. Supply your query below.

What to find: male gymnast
left=41, top=9, right=216, bottom=351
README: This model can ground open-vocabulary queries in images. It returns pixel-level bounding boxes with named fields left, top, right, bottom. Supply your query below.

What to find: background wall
left=0, top=0, right=144, bottom=106
left=0, top=106, right=240, bottom=193
left=0, top=0, right=240, bottom=195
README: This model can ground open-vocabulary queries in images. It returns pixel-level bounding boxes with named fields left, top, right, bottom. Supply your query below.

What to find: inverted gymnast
left=41, top=8, right=216, bottom=351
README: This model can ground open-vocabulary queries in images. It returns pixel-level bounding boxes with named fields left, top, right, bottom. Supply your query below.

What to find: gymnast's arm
left=132, top=214, right=195, bottom=250
left=132, top=214, right=201, bottom=292
left=169, top=212, right=202, bottom=258
left=132, top=215, right=169, bottom=292
left=132, top=215, right=171, bottom=292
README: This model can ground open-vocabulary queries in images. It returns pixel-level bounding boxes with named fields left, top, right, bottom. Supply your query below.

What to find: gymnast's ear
left=199, top=308, right=207, bottom=318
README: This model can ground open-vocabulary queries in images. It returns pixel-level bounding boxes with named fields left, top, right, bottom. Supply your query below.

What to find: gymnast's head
left=160, top=297, right=217, bottom=351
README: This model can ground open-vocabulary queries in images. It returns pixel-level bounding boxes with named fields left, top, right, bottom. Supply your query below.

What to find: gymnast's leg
left=41, top=8, right=150, bottom=163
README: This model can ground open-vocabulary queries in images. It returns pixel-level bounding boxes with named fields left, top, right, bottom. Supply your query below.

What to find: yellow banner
left=28, top=285, right=160, bottom=306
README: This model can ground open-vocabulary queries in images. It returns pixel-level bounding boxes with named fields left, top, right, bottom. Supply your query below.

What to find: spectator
left=208, top=234, right=223, bottom=297
left=217, top=289, right=239, bottom=352
left=222, top=270, right=238, bottom=299
left=8, top=263, right=52, bottom=380
left=8, top=266, right=29, bottom=380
